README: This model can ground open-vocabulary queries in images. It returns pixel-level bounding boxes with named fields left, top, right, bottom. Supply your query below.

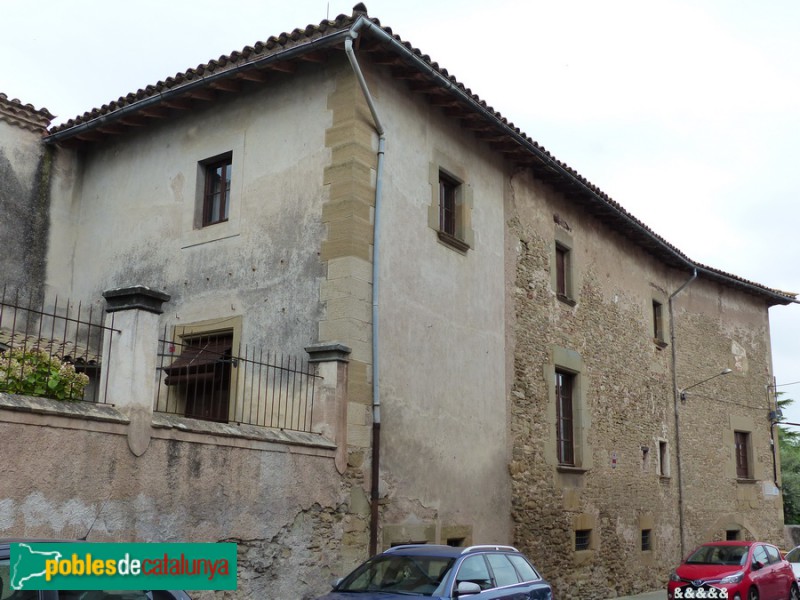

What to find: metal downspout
left=345, top=25, right=385, bottom=557
left=669, top=267, right=697, bottom=558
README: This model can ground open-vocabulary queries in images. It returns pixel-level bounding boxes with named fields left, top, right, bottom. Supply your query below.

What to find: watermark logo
left=10, top=542, right=237, bottom=590
left=674, top=586, right=729, bottom=599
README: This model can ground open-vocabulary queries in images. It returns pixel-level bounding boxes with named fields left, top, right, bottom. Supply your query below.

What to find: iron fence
left=0, top=287, right=117, bottom=404
left=155, top=326, right=320, bottom=432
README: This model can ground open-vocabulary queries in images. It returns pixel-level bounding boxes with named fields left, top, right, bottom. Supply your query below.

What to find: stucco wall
left=0, top=115, right=51, bottom=297
left=355, top=62, right=512, bottom=547
left=0, top=399, right=348, bottom=598
left=506, top=169, right=782, bottom=598
left=45, top=60, right=334, bottom=357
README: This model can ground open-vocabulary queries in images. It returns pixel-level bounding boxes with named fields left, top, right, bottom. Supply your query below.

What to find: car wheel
left=747, top=586, right=758, bottom=600
left=791, top=583, right=800, bottom=600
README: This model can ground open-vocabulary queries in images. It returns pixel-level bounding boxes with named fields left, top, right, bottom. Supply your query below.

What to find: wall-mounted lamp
left=769, top=408, right=784, bottom=422
left=680, top=368, right=732, bottom=401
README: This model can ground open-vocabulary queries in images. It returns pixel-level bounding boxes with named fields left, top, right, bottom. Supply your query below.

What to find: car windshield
left=336, top=554, right=455, bottom=596
left=686, top=545, right=748, bottom=566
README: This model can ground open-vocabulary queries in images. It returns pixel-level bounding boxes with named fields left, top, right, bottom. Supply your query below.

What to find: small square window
left=726, top=529, right=740, bottom=541
left=575, top=529, right=591, bottom=551
left=202, top=153, right=232, bottom=226
left=641, top=529, right=652, bottom=551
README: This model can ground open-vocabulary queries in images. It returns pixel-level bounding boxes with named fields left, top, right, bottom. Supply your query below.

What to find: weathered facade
left=0, top=93, right=53, bottom=298
left=0, top=5, right=793, bottom=599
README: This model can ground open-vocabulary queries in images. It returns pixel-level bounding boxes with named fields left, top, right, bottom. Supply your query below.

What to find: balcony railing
left=0, top=287, right=117, bottom=404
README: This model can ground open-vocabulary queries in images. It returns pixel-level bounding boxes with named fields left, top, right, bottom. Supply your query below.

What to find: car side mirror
left=455, top=581, right=482, bottom=596
left=752, top=560, right=765, bottom=571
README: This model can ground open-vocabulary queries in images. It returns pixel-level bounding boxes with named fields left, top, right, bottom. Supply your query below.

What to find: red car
left=668, top=541, right=799, bottom=600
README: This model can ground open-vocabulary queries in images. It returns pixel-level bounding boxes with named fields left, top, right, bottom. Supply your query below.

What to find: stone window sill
left=437, top=230, right=470, bottom=253
left=557, top=294, right=577, bottom=307
left=557, top=465, right=589, bottom=474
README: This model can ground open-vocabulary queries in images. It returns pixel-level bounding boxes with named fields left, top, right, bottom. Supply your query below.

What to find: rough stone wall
left=0, top=94, right=54, bottom=299
left=674, top=286, right=783, bottom=548
left=506, top=170, right=781, bottom=598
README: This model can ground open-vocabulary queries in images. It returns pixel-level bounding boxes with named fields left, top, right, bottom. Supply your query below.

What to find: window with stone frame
left=163, top=329, right=234, bottom=422
left=552, top=233, right=575, bottom=305
left=575, top=529, right=591, bottom=552
left=641, top=529, right=652, bottom=551
left=734, top=430, right=751, bottom=479
left=436, top=170, right=469, bottom=252
left=201, top=152, right=233, bottom=227
left=556, top=369, right=575, bottom=466
left=652, top=300, right=666, bottom=345
left=556, top=244, right=569, bottom=297
left=658, top=440, right=670, bottom=477
left=428, top=158, right=473, bottom=253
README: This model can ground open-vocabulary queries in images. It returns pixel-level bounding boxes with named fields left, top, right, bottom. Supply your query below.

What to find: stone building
left=0, top=5, right=793, bottom=598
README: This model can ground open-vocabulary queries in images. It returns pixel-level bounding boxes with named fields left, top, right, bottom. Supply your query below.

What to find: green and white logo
left=10, top=542, right=237, bottom=591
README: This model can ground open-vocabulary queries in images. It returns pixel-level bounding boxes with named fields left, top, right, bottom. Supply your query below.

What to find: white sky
left=4, top=0, right=800, bottom=421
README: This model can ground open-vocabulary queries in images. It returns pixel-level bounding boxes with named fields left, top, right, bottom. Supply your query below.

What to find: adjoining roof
left=42, top=4, right=796, bottom=306
left=0, top=93, right=54, bottom=134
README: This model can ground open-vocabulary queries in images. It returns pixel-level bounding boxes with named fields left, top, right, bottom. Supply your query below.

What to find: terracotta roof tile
left=0, top=93, right=54, bottom=134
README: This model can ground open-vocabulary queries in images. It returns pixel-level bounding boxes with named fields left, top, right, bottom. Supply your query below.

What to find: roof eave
left=44, top=28, right=352, bottom=145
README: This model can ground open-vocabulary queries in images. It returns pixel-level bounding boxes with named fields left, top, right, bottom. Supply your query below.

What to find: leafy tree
left=777, top=393, right=800, bottom=523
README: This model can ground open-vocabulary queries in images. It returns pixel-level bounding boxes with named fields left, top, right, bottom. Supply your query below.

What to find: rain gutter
left=669, top=267, right=697, bottom=559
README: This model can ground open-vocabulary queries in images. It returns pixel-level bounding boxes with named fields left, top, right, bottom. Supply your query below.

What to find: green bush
left=0, top=348, right=90, bottom=401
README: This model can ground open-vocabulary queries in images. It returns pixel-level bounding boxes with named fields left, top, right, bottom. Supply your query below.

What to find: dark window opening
left=202, top=154, right=232, bottom=226
left=641, top=529, right=652, bottom=551
left=439, top=171, right=458, bottom=237
left=652, top=300, right=664, bottom=342
left=163, top=331, right=234, bottom=422
left=575, top=529, right=591, bottom=551
left=735, top=431, right=750, bottom=478
left=555, top=245, right=569, bottom=297
left=726, top=530, right=741, bottom=541
left=659, top=441, right=669, bottom=476
left=446, top=537, right=466, bottom=547
left=556, top=370, right=575, bottom=466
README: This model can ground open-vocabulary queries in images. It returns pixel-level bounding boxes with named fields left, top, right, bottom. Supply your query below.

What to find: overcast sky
left=4, top=0, right=800, bottom=421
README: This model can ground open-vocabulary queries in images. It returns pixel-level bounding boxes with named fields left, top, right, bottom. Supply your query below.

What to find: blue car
left=316, top=544, right=554, bottom=599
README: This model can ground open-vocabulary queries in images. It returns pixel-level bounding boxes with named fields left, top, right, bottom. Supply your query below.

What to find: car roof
left=383, top=544, right=520, bottom=558
left=697, top=541, right=755, bottom=547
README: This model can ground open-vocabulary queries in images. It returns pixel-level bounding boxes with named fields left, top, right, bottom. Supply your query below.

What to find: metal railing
left=0, top=287, right=117, bottom=404
left=155, top=327, right=320, bottom=432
